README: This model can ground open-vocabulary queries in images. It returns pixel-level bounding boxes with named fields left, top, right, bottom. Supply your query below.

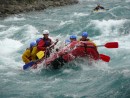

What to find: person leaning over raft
left=22, top=41, right=36, bottom=64
left=37, top=30, right=53, bottom=57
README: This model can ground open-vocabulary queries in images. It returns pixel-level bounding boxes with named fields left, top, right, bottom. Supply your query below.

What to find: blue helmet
left=82, top=32, right=88, bottom=38
left=36, top=38, right=42, bottom=44
left=70, top=35, right=77, bottom=39
left=30, top=41, right=36, bottom=48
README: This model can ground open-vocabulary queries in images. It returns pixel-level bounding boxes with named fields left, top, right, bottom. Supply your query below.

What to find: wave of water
left=0, top=0, right=130, bottom=98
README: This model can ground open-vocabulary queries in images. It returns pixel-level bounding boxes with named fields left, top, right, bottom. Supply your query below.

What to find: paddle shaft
left=97, top=45, right=104, bottom=47
left=49, top=39, right=58, bottom=49
left=45, top=39, right=59, bottom=57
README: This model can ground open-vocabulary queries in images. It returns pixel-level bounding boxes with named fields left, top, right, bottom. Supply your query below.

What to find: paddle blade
left=23, top=61, right=34, bottom=70
left=36, top=51, right=45, bottom=59
left=100, top=54, right=110, bottom=62
left=105, top=42, right=118, bottom=48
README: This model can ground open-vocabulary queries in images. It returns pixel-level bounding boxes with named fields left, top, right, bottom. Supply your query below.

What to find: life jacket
left=22, top=48, right=32, bottom=64
left=27, top=48, right=32, bottom=60
left=43, top=38, right=51, bottom=47
left=31, top=46, right=39, bottom=61
left=37, top=38, right=52, bottom=51
left=62, top=41, right=99, bottom=62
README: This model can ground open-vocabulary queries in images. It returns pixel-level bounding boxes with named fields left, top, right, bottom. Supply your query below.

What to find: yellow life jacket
left=31, top=46, right=39, bottom=61
left=22, top=48, right=32, bottom=64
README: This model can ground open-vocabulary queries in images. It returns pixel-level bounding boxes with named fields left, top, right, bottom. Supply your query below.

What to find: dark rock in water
left=0, top=0, right=78, bottom=17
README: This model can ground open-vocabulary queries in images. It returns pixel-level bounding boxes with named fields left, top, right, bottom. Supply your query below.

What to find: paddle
left=97, top=42, right=118, bottom=62
left=63, top=41, right=116, bottom=63
left=81, top=42, right=118, bottom=62
left=23, top=39, right=59, bottom=70
left=23, top=61, right=35, bottom=70
left=99, top=54, right=110, bottom=62
left=49, top=39, right=59, bottom=49
left=72, top=41, right=118, bottom=62
left=97, top=42, right=118, bottom=48
left=22, top=55, right=42, bottom=70
left=36, top=51, right=45, bottom=59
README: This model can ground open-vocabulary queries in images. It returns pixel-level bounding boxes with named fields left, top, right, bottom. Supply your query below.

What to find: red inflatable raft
left=45, top=41, right=100, bottom=69
left=23, top=41, right=118, bottom=70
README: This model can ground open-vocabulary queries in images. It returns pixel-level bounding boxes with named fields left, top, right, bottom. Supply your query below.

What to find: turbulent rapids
left=0, top=0, right=130, bottom=98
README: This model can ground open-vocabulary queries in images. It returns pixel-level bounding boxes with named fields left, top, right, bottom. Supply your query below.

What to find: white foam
left=24, top=25, right=39, bottom=39
left=63, top=69, right=73, bottom=73
left=0, top=64, right=7, bottom=70
left=126, top=0, right=130, bottom=2
left=4, top=16, right=26, bottom=22
left=59, top=20, right=74, bottom=26
left=116, top=34, right=130, bottom=49
left=122, top=69, right=130, bottom=77
left=5, top=71, right=17, bottom=76
left=0, top=26, right=20, bottom=37
left=93, top=61, right=111, bottom=71
left=91, top=19, right=127, bottom=36
left=73, top=12, right=89, bottom=17
left=0, top=25, right=6, bottom=28
left=0, top=38, right=23, bottom=55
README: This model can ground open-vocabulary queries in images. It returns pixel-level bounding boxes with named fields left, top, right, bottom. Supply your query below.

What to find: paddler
left=65, top=35, right=77, bottom=45
left=37, top=30, right=53, bottom=58
left=70, top=35, right=77, bottom=42
left=93, top=4, right=105, bottom=11
left=79, top=32, right=97, bottom=47
left=79, top=32, right=90, bottom=41
left=22, top=41, right=36, bottom=64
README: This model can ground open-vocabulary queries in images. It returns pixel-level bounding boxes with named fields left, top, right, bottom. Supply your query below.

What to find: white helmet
left=43, top=30, right=49, bottom=34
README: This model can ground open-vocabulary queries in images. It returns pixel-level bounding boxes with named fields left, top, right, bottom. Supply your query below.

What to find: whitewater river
left=0, top=0, right=130, bottom=98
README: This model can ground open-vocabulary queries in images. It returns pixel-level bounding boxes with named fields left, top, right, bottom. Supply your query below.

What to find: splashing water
left=0, top=0, right=130, bottom=98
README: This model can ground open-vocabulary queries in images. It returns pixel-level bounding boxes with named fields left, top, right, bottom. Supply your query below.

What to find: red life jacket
left=37, top=38, right=52, bottom=51
left=62, top=41, right=99, bottom=62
